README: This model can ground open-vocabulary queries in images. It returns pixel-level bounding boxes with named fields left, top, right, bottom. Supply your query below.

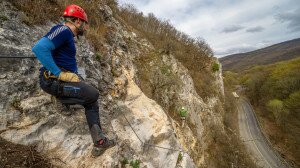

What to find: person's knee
left=90, top=90, right=99, bottom=103
left=85, top=86, right=99, bottom=103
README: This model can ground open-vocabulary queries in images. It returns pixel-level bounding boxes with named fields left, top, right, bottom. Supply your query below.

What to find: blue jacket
left=32, top=24, right=77, bottom=76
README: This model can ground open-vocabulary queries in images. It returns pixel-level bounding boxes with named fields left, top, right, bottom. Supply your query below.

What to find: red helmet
left=63, top=4, right=88, bottom=23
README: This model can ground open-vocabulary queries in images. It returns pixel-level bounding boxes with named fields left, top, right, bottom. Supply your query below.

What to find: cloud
left=215, top=45, right=258, bottom=56
left=221, top=25, right=244, bottom=33
left=119, top=0, right=300, bottom=58
left=246, top=26, right=265, bottom=33
left=276, top=7, right=300, bottom=32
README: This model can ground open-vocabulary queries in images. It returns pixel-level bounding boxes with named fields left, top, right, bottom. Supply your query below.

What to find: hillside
left=225, top=57, right=300, bottom=166
left=0, top=0, right=255, bottom=168
left=220, top=38, right=300, bottom=71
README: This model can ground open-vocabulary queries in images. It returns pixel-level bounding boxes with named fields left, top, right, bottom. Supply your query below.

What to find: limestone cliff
left=0, top=1, right=225, bottom=167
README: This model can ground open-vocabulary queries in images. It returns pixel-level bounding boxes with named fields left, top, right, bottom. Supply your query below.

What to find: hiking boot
left=91, top=137, right=116, bottom=157
left=52, top=96, right=73, bottom=116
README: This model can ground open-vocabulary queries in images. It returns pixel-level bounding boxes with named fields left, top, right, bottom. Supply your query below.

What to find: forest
left=224, top=57, right=300, bottom=165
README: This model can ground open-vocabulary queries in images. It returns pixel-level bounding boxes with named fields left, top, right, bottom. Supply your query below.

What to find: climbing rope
left=0, top=56, right=36, bottom=58
left=3, top=54, right=189, bottom=159
left=85, top=57, right=188, bottom=157
left=118, top=105, right=187, bottom=153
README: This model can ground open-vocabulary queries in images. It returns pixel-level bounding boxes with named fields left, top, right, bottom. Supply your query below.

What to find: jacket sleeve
left=32, top=37, right=62, bottom=76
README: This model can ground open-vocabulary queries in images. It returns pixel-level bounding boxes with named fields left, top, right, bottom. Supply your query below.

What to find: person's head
left=63, top=4, right=88, bottom=36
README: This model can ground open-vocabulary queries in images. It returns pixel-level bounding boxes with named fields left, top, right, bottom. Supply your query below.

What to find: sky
left=118, top=0, right=300, bottom=57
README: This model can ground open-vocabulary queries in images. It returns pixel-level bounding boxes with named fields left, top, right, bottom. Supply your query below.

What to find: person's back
left=45, top=24, right=77, bottom=73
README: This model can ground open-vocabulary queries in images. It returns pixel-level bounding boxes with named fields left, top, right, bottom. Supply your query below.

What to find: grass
left=120, top=157, right=141, bottom=168
left=11, top=96, right=22, bottom=112
left=176, top=152, right=183, bottom=165
left=0, top=14, right=8, bottom=21
left=120, top=157, right=129, bottom=166
left=129, top=160, right=141, bottom=168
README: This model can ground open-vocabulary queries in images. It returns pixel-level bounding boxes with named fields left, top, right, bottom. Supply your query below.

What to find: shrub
left=120, top=157, right=129, bottom=165
left=267, top=99, right=285, bottom=125
left=130, top=160, right=140, bottom=168
left=212, top=62, right=220, bottom=72
left=11, top=0, right=62, bottom=25
left=284, top=91, right=300, bottom=113
left=176, top=152, right=183, bottom=165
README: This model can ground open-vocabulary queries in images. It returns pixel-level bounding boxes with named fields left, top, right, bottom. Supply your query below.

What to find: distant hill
left=220, top=38, right=300, bottom=71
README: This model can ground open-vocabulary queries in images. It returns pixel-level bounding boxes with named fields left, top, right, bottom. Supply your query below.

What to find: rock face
left=0, top=1, right=225, bottom=168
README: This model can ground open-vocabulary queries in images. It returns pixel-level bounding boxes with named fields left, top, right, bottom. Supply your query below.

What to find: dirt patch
left=0, top=138, right=53, bottom=168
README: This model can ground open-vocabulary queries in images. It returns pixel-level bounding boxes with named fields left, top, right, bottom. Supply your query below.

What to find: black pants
left=39, top=68, right=101, bottom=129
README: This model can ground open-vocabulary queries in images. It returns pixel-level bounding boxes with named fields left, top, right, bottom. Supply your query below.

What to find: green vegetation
left=12, top=1, right=220, bottom=166
left=241, top=57, right=300, bottom=119
left=120, top=157, right=129, bottom=165
left=118, top=4, right=216, bottom=99
left=129, top=160, right=141, bottom=168
left=176, top=152, right=183, bottom=165
left=120, top=158, right=141, bottom=168
left=95, top=52, right=101, bottom=61
left=225, top=57, right=300, bottom=166
left=220, top=38, right=300, bottom=71
left=11, top=96, right=21, bottom=111
left=212, top=62, right=220, bottom=72
left=266, top=99, right=288, bottom=125
left=203, top=74, right=256, bottom=167
left=0, top=14, right=8, bottom=21
left=12, top=1, right=215, bottom=99
left=160, top=65, right=172, bottom=76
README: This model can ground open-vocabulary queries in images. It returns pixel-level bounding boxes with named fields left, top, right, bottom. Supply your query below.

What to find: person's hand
left=58, top=72, right=80, bottom=82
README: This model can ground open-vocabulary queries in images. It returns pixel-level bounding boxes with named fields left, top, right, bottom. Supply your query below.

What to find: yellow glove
left=58, top=72, right=80, bottom=82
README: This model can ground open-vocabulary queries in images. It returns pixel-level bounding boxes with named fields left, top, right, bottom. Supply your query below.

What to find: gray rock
left=0, top=1, right=226, bottom=167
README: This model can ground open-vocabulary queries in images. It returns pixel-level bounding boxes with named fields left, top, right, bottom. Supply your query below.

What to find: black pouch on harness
left=39, top=68, right=61, bottom=96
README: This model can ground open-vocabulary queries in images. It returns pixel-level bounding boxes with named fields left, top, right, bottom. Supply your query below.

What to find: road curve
left=238, top=99, right=289, bottom=168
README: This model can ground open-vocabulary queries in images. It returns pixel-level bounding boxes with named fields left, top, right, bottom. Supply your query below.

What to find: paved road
left=238, top=99, right=289, bottom=168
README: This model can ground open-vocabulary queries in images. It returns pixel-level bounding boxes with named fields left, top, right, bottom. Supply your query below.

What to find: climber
left=32, top=4, right=115, bottom=157
left=179, top=107, right=188, bottom=118
left=179, top=107, right=188, bottom=128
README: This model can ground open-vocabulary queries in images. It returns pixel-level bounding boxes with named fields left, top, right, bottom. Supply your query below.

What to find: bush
left=266, top=99, right=286, bottom=125
left=130, top=160, right=141, bottom=168
left=284, top=91, right=300, bottom=114
left=212, top=62, right=220, bottom=72
left=11, top=0, right=62, bottom=25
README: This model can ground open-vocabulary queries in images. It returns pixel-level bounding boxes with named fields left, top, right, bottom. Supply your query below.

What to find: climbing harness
left=43, top=70, right=57, bottom=80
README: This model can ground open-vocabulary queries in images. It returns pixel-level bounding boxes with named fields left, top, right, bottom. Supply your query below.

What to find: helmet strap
left=63, top=17, right=85, bottom=38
